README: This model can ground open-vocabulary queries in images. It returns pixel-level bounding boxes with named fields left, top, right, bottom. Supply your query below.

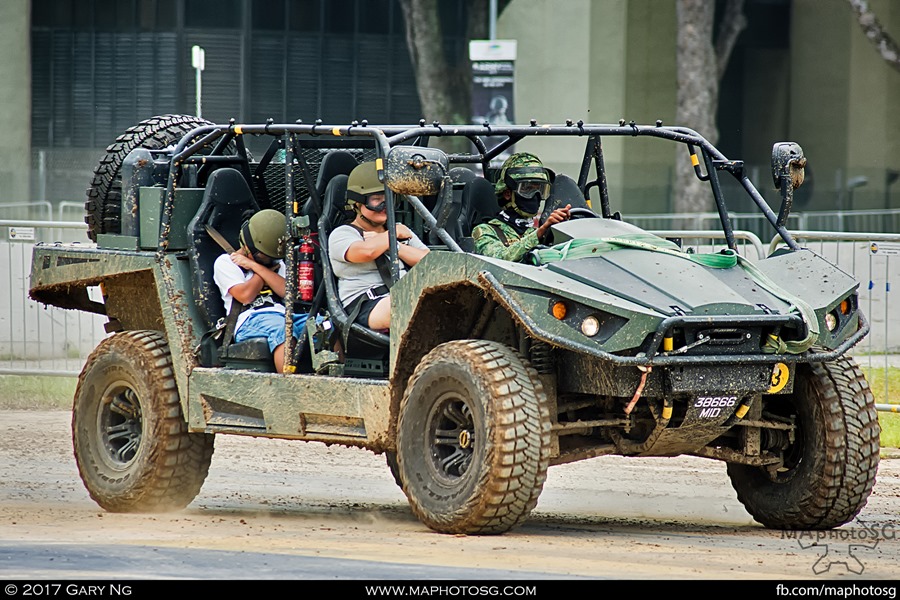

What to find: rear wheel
left=72, top=330, right=215, bottom=512
left=84, top=114, right=214, bottom=241
left=727, top=356, right=880, bottom=529
left=396, top=340, right=551, bottom=534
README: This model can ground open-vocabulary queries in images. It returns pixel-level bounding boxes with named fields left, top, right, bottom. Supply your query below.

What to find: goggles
left=252, top=251, right=276, bottom=267
left=504, top=167, right=551, bottom=199
left=240, top=223, right=279, bottom=266
left=362, top=194, right=387, bottom=213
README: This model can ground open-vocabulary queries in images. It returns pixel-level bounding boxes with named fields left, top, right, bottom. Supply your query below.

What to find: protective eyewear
left=252, top=251, right=276, bottom=267
left=363, top=194, right=388, bottom=213
left=512, top=179, right=551, bottom=199
left=504, top=167, right=551, bottom=199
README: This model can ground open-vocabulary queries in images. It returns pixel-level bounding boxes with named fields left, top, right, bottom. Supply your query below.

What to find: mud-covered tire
left=385, top=451, right=402, bottom=489
left=84, top=114, right=215, bottom=241
left=396, top=340, right=552, bottom=535
left=72, top=330, right=215, bottom=512
left=727, top=356, right=880, bottom=530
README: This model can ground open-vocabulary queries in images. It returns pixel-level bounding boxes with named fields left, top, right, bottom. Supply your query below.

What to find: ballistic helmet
left=240, top=209, right=285, bottom=259
left=346, top=161, right=385, bottom=210
left=494, top=152, right=551, bottom=199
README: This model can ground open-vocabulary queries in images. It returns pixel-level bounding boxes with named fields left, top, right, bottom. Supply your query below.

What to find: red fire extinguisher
left=298, top=237, right=315, bottom=302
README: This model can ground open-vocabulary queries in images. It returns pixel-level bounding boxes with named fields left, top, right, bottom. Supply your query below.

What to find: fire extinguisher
left=298, top=237, right=315, bottom=302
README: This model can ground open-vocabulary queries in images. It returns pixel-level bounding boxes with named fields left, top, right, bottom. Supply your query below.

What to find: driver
left=472, top=152, right=570, bottom=262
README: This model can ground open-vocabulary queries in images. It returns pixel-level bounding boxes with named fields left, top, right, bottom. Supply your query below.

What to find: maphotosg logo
left=782, top=519, right=896, bottom=575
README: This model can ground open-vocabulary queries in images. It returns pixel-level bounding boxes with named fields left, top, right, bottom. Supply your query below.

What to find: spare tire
left=84, top=114, right=215, bottom=242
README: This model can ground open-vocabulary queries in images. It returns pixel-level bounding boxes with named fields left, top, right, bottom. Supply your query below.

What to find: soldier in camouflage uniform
left=472, top=152, right=571, bottom=262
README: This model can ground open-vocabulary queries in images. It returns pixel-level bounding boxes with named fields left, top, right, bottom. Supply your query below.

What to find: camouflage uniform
left=472, top=152, right=549, bottom=263
left=471, top=218, right=541, bottom=263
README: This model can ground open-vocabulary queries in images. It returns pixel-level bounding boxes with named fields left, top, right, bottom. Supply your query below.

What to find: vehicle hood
left=545, top=249, right=792, bottom=317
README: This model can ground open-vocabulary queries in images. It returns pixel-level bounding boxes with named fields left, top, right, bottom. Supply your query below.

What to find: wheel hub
left=427, top=393, right=475, bottom=481
left=98, top=382, right=143, bottom=469
left=458, top=430, right=471, bottom=449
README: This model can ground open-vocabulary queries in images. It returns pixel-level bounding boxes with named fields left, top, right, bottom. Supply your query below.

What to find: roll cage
left=155, top=120, right=811, bottom=372
left=161, top=120, right=800, bottom=253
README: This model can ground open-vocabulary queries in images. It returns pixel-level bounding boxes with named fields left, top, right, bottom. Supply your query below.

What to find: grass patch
left=0, top=375, right=76, bottom=410
left=879, top=413, right=900, bottom=451
left=860, top=366, right=900, bottom=450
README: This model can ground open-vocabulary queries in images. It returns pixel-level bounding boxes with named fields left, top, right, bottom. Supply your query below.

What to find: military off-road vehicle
left=30, top=114, right=880, bottom=535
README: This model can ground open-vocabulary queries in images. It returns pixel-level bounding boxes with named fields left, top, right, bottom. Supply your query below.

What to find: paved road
left=1, top=411, right=898, bottom=581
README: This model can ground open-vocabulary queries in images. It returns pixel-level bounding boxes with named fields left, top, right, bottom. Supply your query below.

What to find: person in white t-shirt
left=213, top=209, right=310, bottom=373
left=328, top=162, right=429, bottom=331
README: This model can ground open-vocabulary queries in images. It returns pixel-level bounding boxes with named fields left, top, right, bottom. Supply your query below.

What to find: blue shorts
left=234, top=311, right=310, bottom=353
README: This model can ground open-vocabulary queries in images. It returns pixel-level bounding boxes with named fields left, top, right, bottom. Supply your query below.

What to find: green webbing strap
left=529, top=235, right=818, bottom=354
left=733, top=254, right=818, bottom=353
left=529, top=235, right=736, bottom=268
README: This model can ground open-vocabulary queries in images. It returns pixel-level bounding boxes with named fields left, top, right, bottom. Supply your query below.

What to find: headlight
left=581, top=316, right=601, bottom=337
left=824, top=312, right=838, bottom=331
left=547, top=298, right=629, bottom=344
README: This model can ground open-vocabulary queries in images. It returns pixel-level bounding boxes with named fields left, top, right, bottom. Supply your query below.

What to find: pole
left=195, top=69, right=202, bottom=118
left=489, top=0, right=497, bottom=40
left=191, top=45, right=205, bottom=118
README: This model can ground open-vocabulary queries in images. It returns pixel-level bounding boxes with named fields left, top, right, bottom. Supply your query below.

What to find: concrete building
left=500, top=0, right=900, bottom=216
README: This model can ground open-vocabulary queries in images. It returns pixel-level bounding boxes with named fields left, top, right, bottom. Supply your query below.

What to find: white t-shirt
left=213, top=253, right=286, bottom=331
left=328, top=224, right=428, bottom=306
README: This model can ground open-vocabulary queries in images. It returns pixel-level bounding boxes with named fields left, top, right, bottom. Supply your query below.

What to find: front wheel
left=727, top=356, right=880, bottom=529
left=396, top=340, right=551, bottom=535
left=72, top=330, right=215, bottom=512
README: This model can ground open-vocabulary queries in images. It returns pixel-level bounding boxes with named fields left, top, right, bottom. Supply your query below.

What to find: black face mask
left=512, top=193, right=541, bottom=217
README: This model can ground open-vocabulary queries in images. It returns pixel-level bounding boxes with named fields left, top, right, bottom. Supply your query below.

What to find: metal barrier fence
left=1, top=220, right=106, bottom=376
left=1, top=220, right=897, bottom=410
left=627, top=209, right=900, bottom=240
left=649, top=230, right=766, bottom=260
left=768, top=231, right=900, bottom=409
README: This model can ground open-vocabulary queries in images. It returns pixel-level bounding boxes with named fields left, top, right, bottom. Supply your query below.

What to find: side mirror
left=383, top=146, right=449, bottom=197
left=771, top=142, right=807, bottom=227
left=771, top=142, right=806, bottom=190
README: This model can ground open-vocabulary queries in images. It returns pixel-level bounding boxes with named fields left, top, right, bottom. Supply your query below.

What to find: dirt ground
left=1, top=410, right=898, bottom=580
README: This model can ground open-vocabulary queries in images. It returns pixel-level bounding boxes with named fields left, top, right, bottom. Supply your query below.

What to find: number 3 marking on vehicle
left=768, top=363, right=790, bottom=393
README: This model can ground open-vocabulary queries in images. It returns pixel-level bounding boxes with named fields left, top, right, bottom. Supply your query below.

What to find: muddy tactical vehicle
left=30, top=114, right=880, bottom=535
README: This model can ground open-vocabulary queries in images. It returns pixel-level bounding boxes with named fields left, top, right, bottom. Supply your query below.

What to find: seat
left=449, top=166, right=477, bottom=187
left=312, top=152, right=359, bottom=216
left=453, top=177, right=499, bottom=252
left=426, top=168, right=482, bottom=245
left=317, top=174, right=390, bottom=369
left=461, top=177, right=498, bottom=235
left=187, top=167, right=273, bottom=370
left=541, top=174, right=590, bottom=221
left=421, top=167, right=475, bottom=229
left=299, top=150, right=359, bottom=238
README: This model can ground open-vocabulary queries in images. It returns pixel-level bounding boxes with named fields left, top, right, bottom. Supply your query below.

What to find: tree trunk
left=674, top=0, right=746, bottom=216
left=397, top=0, right=455, bottom=124
left=674, top=0, right=718, bottom=215
left=398, top=0, right=492, bottom=152
left=847, top=0, right=900, bottom=74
